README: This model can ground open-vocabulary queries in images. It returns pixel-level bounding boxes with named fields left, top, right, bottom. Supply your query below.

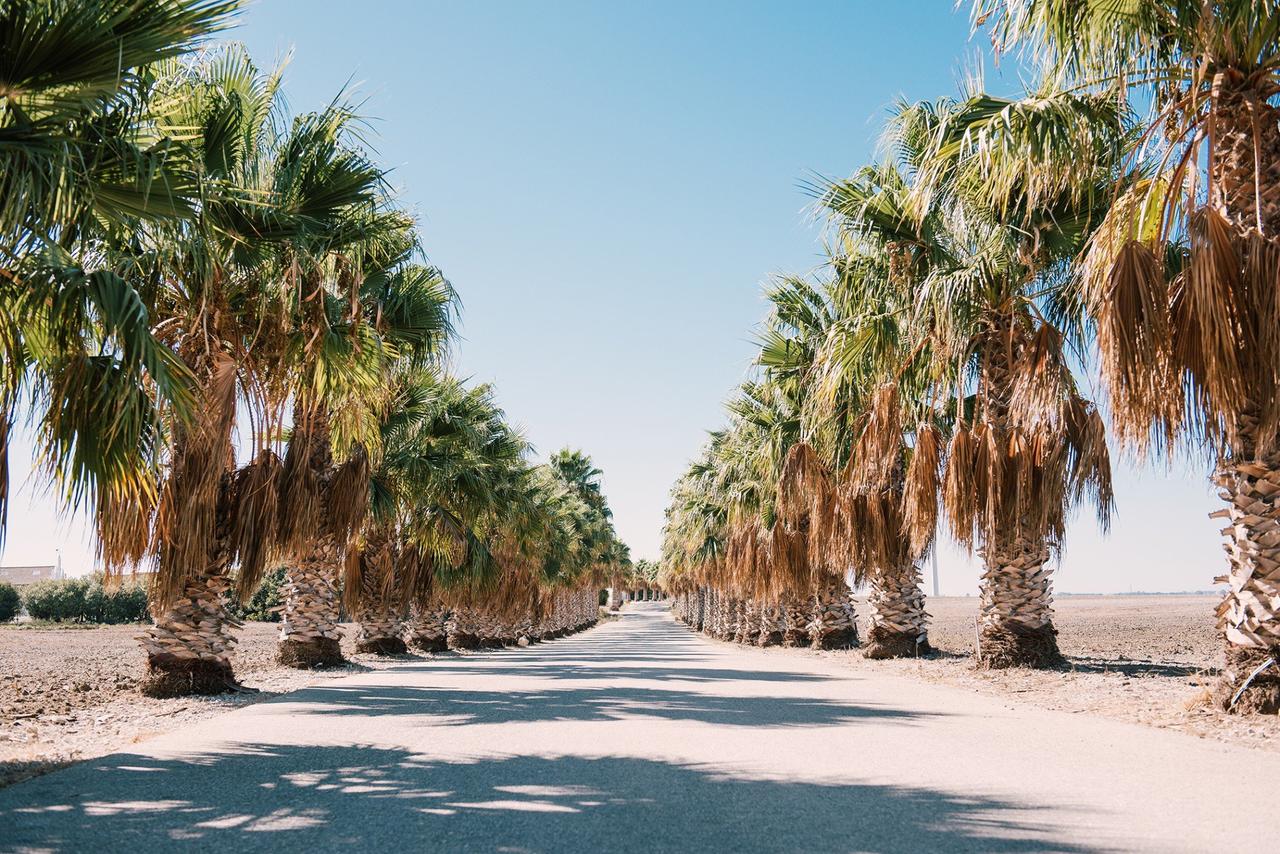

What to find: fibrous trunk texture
left=756, top=602, right=784, bottom=647
left=808, top=578, right=858, bottom=650
left=448, top=607, right=482, bottom=649
left=734, top=599, right=758, bottom=645
left=276, top=539, right=345, bottom=668
left=140, top=572, right=241, bottom=697
left=1212, top=449, right=1280, bottom=713
left=781, top=595, right=809, bottom=647
left=1199, top=77, right=1280, bottom=711
left=406, top=602, right=451, bottom=652
left=1211, top=75, right=1280, bottom=235
left=355, top=571, right=406, bottom=656
left=977, top=536, right=1060, bottom=668
left=864, top=561, right=932, bottom=659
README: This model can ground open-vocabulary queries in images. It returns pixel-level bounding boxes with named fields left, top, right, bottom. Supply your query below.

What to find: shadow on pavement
left=2, top=746, right=1099, bottom=854
left=277, top=683, right=931, bottom=728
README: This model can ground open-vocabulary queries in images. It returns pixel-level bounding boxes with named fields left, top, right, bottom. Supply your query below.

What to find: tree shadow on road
left=1, top=745, right=1105, bottom=853
left=278, top=683, right=933, bottom=728
left=409, top=663, right=836, bottom=684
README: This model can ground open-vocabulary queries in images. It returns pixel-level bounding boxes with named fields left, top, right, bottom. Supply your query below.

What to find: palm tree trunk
left=977, top=536, right=1060, bottom=668
left=406, top=601, right=450, bottom=652
left=781, top=594, right=808, bottom=646
left=448, top=607, right=482, bottom=648
left=717, top=595, right=737, bottom=641
left=140, top=350, right=241, bottom=698
left=276, top=536, right=345, bottom=667
left=756, top=601, right=783, bottom=647
left=735, top=599, right=759, bottom=644
left=1212, top=447, right=1280, bottom=713
left=808, top=577, right=858, bottom=650
left=1205, top=78, right=1280, bottom=711
left=354, top=570, right=406, bottom=655
left=140, top=570, right=241, bottom=697
left=864, top=561, right=931, bottom=659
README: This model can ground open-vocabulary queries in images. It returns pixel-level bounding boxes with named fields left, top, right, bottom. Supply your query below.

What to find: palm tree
left=764, top=264, right=935, bottom=658
left=127, top=50, right=396, bottom=695
left=272, top=199, right=455, bottom=667
left=0, top=0, right=238, bottom=555
left=127, top=48, right=300, bottom=696
left=814, top=93, right=1115, bottom=668
left=973, top=0, right=1280, bottom=708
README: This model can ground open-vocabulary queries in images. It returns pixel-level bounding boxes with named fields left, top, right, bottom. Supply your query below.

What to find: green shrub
left=22, top=575, right=149, bottom=623
left=227, top=566, right=286, bottom=622
left=0, top=582, right=19, bottom=622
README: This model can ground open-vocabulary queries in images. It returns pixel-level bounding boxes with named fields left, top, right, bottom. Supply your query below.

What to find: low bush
left=22, top=575, right=149, bottom=624
left=227, top=566, right=286, bottom=622
left=0, top=582, right=19, bottom=622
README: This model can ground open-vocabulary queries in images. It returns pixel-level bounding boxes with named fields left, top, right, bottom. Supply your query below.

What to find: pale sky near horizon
left=2, top=1, right=1224, bottom=594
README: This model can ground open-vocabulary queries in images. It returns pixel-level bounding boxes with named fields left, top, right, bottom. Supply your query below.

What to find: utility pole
left=931, top=547, right=940, bottom=598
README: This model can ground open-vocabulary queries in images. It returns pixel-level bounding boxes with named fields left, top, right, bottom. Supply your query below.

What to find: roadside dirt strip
left=2, top=602, right=1275, bottom=853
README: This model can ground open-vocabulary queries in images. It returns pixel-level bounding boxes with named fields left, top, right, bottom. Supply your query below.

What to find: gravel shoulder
left=829, top=593, right=1280, bottom=752
left=0, top=622, right=420, bottom=788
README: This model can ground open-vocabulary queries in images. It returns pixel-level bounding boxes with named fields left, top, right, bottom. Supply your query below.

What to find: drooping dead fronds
left=1085, top=237, right=1179, bottom=451
left=277, top=405, right=325, bottom=557
left=396, top=542, right=434, bottom=607
left=1176, top=207, right=1251, bottom=443
left=328, top=445, right=370, bottom=546
left=1007, top=324, right=1069, bottom=432
left=228, top=450, right=283, bottom=602
left=341, top=544, right=363, bottom=615
left=152, top=352, right=239, bottom=609
left=1066, top=399, right=1114, bottom=531
left=902, top=422, right=942, bottom=554
left=851, top=383, right=902, bottom=490
left=775, top=442, right=833, bottom=526
left=95, top=471, right=158, bottom=578
left=943, top=421, right=978, bottom=551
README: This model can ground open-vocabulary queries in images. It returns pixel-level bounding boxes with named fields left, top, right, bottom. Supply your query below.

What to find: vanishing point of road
left=3, top=602, right=1275, bottom=852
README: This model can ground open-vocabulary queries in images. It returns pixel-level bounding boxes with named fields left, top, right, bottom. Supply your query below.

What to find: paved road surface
left=2, top=603, right=1270, bottom=852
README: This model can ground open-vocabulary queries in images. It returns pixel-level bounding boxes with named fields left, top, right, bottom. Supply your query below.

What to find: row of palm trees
left=1, top=1, right=630, bottom=697
left=662, top=0, right=1280, bottom=714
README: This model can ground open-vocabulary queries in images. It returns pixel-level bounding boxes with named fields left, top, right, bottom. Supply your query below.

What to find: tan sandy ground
left=0, top=622, right=416, bottom=788
left=2, top=594, right=1274, bottom=789
left=832, top=594, right=1280, bottom=751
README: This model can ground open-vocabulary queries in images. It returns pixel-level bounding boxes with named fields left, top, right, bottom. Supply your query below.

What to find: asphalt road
left=2, top=602, right=1270, bottom=852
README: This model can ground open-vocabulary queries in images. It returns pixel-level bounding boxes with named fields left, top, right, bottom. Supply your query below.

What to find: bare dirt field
left=834, top=593, right=1280, bottom=752
left=2, top=594, right=1274, bottom=791
left=0, top=622, right=412, bottom=788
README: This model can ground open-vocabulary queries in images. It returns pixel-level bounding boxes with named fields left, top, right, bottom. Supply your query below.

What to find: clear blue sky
left=3, top=1, right=1223, bottom=593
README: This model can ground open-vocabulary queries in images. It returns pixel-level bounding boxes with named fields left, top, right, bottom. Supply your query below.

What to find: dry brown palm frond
left=902, top=422, right=942, bottom=554
left=395, top=543, right=434, bottom=607
left=978, top=422, right=1004, bottom=545
left=942, top=422, right=978, bottom=551
left=1067, top=400, right=1115, bottom=531
left=1176, top=207, right=1250, bottom=443
left=95, top=480, right=157, bottom=576
left=775, top=443, right=833, bottom=525
left=1243, top=229, right=1280, bottom=449
left=277, top=415, right=323, bottom=557
left=151, top=352, right=239, bottom=609
left=1088, top=239, right=1180, bottom=451
left=848, top=486, right=908, bottom=583
left=851, top=383, right=902, bottom=490
left=328, top=446, right=370, bottom=546
left=228, top=450, right=283, bottom=602
left=1007, top=324, right=1069, bottom=432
